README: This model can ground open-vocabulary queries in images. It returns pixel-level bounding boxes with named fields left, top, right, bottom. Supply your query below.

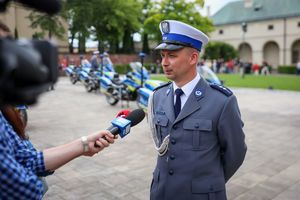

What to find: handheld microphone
left=107, top=109, right=145, bottom=138
left=94, top=109, right=145, bottom=148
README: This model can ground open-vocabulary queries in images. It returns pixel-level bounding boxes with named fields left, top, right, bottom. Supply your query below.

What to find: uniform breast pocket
left=154, top=115, right=169, bottom=144
left=183, top=118, right=213, bottom=150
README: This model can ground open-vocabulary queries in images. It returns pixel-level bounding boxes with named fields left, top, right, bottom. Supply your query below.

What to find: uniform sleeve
left=217, top=95, right=247, bottom=182
left=0, top=127, right=44, bottom=199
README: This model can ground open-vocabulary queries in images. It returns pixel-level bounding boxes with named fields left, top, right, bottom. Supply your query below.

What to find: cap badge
left=161, top=21, right=170, bottom=33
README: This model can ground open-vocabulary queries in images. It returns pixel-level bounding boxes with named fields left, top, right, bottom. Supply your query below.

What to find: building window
left=219, top=29, right=223, bottom=34
left=268, top=25, right=274, bottom=30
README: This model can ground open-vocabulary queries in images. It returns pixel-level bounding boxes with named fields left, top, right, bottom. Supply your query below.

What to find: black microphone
left=16, top=0, right=61, bottom=15
left=94, top=109, right=145, bottom=147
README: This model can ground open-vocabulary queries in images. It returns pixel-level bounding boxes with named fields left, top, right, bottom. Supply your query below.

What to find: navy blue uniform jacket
left=150, top=77, right=247, bottom=200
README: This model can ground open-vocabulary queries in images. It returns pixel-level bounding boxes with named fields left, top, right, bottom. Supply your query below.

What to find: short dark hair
left=0, top=20, right=11, bottom=32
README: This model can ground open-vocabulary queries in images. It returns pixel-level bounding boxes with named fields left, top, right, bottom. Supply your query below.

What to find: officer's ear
left=188, top=48, right=199, bottom=66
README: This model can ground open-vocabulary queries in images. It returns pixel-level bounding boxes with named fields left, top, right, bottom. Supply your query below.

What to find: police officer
left=148, top=20, right=247, bottom=200
left=90, top=51, right=100, bottom=71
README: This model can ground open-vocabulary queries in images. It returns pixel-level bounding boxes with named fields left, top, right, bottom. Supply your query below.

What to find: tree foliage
left=144, top=0, right=214, bottom=42
left=27, top=0, right=214, bottom=54
left=63, top=0, right=141, bottom=53
left=203, top=41, right=237, bottom=61
left=64, top=0, right=93, bottom=53
left=90, top=0, right=141, bottom=53
left=139, top=0, right=154, bottom=53
left=27, top=11, right=66, bottom=40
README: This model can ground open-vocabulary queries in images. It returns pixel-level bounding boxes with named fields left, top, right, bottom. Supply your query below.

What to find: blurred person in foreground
left=0, top=21, right=116, bottom=200
left=148, top=20, right=247, bottom=200
left=0, top=112, right=115, bottom=199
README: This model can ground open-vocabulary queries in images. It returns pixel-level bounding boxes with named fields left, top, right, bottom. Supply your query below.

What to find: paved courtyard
left=27, top=77, right=300, bottom=200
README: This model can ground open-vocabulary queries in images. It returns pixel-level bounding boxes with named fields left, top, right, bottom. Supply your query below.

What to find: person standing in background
left=297, top=59, right=300, bottom=75
left=91, top=51, right=100, bottom=71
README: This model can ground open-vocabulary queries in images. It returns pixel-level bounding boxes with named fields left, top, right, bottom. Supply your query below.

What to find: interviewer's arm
left=43, top=131, right=115, bottom=171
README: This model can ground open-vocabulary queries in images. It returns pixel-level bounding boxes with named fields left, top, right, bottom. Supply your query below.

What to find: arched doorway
left=263, top=41, right=279, bottom=69
left=291, top=39, right=300, bottom=64
left=238, top=43, right=252, bottom=63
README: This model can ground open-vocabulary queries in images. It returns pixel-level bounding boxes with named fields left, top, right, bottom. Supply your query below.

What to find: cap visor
left=155, top=43, right=184, bottom=51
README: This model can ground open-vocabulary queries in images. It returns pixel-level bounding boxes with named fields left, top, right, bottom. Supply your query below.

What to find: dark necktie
left=174, top=88, right=184, bottom=118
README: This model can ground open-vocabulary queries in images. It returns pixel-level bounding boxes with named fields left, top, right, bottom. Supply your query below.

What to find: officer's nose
left=161, top=57, right=170, bottom=68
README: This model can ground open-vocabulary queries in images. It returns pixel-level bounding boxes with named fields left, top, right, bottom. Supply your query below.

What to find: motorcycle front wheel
left=105, top=94, right=119, bottom=105
left=85, top=82, right=94, bottom=92
left=70, top=76, right=77, bottom=84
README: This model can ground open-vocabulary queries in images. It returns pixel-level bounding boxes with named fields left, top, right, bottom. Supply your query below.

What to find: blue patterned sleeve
left=1, top=114, right=50, bottom=175
left=0, top=116, right=44, bottom=199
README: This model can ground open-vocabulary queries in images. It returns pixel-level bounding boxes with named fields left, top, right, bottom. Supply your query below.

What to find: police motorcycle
left=77, top=60, right=93, bottom=85
left=65, top=64, right=74, bottom=77
left=104, top=60, right=149, bottom=107
left=128, top=61, right=164, bottom=110
left=65, top=64, right=81, bottom=84
left=85, top=53, right=116, bottom=93
left=132, top=53, right=166, bottom=111
left=104, top=70, right=145, bottom=106
left=136, top=79, right=166, bottom=111
left=197, top=64, right=222, bottom=85
left=65, top=57, right=93, bottom=85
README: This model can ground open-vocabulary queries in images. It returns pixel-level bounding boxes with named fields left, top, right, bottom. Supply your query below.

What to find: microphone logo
left=111, top=117, right=131, bottom=138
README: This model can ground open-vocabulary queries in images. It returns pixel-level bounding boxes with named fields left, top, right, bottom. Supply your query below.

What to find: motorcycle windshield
left=197, top=65, right=221, bottom=85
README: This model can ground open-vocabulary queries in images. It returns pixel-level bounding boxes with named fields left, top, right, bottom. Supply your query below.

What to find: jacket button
left=169, top=170, right=174, bottom=175
left=170, top=155, right=175, bottom=160
left=195, top=123, right=199, bottom=128
left=171, top=139, right=176, bottom=144
left=157, top=120, right=160, bottom=124
left=173, top=126, right=177, bottom=130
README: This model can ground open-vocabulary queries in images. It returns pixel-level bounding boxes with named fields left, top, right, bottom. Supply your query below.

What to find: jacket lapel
left=163, top=84, right=176, bottom=122
left=174, top=78, right=208, bottom=124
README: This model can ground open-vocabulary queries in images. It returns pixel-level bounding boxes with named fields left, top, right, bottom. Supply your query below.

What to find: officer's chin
left=164, top=73, right=174, bottom=80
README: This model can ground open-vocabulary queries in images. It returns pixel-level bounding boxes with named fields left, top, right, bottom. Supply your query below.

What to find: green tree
left=65, top=0, right=93, bottom=53
left=27, top=10, right=67, bottom=40
left=144, top=0, right=214, bottom=43
left=203, top=41, right=237, bottom=61
left=139, top=0, right=153, bottom=53
left=90, top=0, right=141, bottom=53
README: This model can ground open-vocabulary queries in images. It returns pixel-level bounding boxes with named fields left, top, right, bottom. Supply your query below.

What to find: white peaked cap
left=155, top=20, right=209, bottom=51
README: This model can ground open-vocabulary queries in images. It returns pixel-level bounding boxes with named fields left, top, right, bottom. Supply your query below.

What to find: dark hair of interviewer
left=1, top=106, right=27, bottom=140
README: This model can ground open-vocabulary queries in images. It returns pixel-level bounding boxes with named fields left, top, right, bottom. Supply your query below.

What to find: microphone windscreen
left=125, top=109, right=145, bottom=127
left=17, top=0, right=61, bottom=15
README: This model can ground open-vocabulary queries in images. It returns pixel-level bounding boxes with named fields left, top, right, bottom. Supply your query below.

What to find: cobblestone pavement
left=27, top=77, right=300, bottom=200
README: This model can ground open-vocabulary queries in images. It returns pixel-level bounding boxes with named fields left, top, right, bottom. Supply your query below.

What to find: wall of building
left=0, top=3, right=69, bottom=53
left=210, top=16, right=300, bottom=68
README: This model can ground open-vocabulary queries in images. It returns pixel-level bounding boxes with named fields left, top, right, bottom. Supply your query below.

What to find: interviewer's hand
left=83, top=131, right=116, bottom=156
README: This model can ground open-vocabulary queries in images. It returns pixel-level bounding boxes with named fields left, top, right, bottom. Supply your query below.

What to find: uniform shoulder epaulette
left=153, top=81, right=172, bottom=91
left=209, top=83, right=233, bottom=96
